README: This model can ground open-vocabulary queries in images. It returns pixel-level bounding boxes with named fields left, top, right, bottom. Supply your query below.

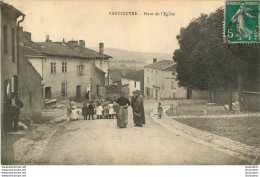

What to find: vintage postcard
left=1, top=0, right=259, bottom=169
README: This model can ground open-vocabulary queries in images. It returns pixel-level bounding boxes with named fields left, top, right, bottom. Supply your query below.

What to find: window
left=171, top=81, right=175, bottom=89
left=12, top=28, right=15, bottom=62
left=77, top=65, right=85, bottom=75
left=3, top=26, right=7, bottom=54
left=62, top=62, right=67, bottom=73
left=135, top=81, right=137, bottom=88
left=61, top=82, right=67, bottom=95
left=147, top=77, right=149, bottom=83
left=51, top=62, right=56, bottom=74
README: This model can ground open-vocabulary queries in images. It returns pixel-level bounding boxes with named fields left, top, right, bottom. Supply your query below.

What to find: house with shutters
left=22, top=33, right=112, bottom=101
left=144, top=59, right=187, bottom=100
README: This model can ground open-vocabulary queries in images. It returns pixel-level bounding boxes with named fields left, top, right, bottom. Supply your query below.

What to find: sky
left=5, top=0, right=223, bottom=54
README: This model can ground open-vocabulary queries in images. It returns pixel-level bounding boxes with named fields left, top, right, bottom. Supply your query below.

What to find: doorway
left=76, top=85, right=81, bottom=100
left=45, top=87, right=52, bottom=99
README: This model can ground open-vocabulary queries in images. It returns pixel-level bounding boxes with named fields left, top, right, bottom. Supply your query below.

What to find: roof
left=24, top=41, right=112, bottom=59
left=1, top=1, right=24, bottom=18
left=20, top=46, right=43, bottom=80
left=122, top=70, right=144, bottom=81
left=162, top=63, right=177, bottom=71
left=144, top=60, right=175, bottom=70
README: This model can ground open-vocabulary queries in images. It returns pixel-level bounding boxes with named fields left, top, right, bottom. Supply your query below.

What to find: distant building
left=121, top=70, right=144, bottom=96
left=23, top=35, right=112, bottom=101
left=144, top=59, right=186, bottom=99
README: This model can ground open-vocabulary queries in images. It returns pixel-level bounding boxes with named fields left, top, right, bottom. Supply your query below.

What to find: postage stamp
left=224, top=0, right=260, bottom=43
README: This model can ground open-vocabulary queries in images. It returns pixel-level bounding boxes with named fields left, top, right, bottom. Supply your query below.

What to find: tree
left=173, top=7, right=259, bottom=110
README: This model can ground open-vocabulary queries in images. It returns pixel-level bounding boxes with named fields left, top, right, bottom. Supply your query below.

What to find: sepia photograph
left=1, top=0, right=259, bottom=172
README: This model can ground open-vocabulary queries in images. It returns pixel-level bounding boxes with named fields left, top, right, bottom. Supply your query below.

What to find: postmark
left=224, top=0, right=260, bottom=43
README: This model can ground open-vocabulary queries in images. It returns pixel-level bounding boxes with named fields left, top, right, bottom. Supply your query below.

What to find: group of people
left=67, top=90, right=146, bottom=129
left=67, top=99, right=116, bottom=121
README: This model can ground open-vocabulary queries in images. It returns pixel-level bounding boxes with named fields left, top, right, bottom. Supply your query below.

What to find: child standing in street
left=82, top=103, right=89, bottom=120
left=96, top=103, right=104, bottom=119
left=88, top=101, right=95, bottom=120
left=70, top=106, right=79, bottom=121
left=108, top=100, right=115, bottom=119
left=158, top=103, right=163, bottom=119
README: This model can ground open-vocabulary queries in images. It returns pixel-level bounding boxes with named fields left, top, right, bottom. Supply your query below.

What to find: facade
left=144, top=59, right=186, bottom=100
left=24, top=35, right=111, bottom=101
left=121, top=70, right=144, bottom=96
left=1, top=2, right=25, bottom=131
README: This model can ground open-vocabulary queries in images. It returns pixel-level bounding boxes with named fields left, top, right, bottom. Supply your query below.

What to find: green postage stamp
left=224, top=0, right=260, bottom=43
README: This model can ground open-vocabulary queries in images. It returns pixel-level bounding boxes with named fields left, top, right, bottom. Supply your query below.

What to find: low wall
left=244, top=91, right=260, bottom=112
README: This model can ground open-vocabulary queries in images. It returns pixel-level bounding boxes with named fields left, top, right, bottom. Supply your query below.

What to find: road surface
left=39, top=100, right=244, bottom=165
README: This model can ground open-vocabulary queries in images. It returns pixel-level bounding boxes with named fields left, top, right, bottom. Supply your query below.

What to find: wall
left=1, top=10, right=18, bottom=131
left=19, top=48, right=42, bottom=122
left=121, top=78, right=141, bottom=96
left=94, top=58, right=109, bottom=86
left=91, top=65, right=106, bottom=100
left=191, top=89, right=239, bottom=104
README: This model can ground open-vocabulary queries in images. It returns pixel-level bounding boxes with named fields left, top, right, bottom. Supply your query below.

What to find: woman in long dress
left=116, top=92, right=130, bottom=128
left=133, top=90, right=145, bottom=127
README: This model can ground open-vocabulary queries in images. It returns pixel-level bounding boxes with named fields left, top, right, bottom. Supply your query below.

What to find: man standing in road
left=116, top=92, right=130, bottom=128
left=7, top=94, right=24, bottom=132
left=133, top=90, right=145, bottom=127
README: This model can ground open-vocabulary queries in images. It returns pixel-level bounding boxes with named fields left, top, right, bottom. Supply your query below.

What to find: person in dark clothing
left=116, top=92, right=130, bottom=128
left=7, top=94, right=24, bottom=132
left=85, top=91, right=90, bottom=101
left=133, top=90, right=145, bottom=127
left=88, top=101, right=95, bottom=120
left=131, top=91, right=138, bottom=126
left=82, top=103, right=89, bottom=120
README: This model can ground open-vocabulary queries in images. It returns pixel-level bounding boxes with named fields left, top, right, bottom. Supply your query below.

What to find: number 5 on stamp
left=224, top=0, right=260, bottom=43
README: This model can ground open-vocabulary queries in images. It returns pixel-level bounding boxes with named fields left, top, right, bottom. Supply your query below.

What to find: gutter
left=17, top=14, right=25, bottom=76
left=16, top=14, right=25, bottom=98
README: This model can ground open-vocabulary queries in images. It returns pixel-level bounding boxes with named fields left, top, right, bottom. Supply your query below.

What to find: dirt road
left=38, top=100, right=243, bottom=165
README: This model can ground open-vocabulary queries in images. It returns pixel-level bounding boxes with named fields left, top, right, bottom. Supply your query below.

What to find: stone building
left=1, top=2, right=25, bottom=131
left=24, top=35, right=111, bottom=101
left=144, top=59, right=186, bottom=100
left=121, top=70, right=144, bottom=96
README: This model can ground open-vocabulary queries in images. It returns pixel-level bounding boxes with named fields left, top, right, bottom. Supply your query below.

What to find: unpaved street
left=36, top=100, right=243, bottom=165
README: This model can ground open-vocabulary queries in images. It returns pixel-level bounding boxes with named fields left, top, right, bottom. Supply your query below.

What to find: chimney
left=79, top=40, right=85, bottom=48
left=62, top=38, right=66, bottom=46
left=23, top=32, right=31, bottom=42
left=46, top=35, right=52, bottom=42
left=99, top=42, right=104, bottom=55
left=153, top=58, right=157, bottom=63
left=68, top=40, right=78, bottom=48
left=18, top=27, right=31, bottom=43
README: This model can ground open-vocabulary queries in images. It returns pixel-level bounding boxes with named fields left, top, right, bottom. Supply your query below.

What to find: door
left=45, top=87, right=52, bottom=99
left=76, top=85, right=81, bottom=100
left=96, top=85, right=100, bottom=96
